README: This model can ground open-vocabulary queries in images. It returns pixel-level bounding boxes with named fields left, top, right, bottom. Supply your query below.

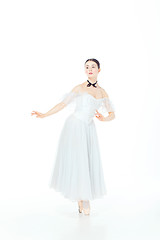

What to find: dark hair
left=84, top=58, right=100, bottom=69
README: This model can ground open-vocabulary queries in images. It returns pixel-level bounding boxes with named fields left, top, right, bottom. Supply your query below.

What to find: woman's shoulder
left=70, top=82, right=109, bottom=97
left=70, top=84, right=83, bottom=93
left=100, top=87, right=109, bottom=98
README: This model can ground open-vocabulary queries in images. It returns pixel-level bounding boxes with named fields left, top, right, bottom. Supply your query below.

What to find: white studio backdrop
left=0, top=0, right=160, bottom=238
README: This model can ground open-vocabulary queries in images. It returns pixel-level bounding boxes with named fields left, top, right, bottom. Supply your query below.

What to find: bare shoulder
left=71, top=84, right=82, bottom=93
left=101, top=88, right=109, bottom=98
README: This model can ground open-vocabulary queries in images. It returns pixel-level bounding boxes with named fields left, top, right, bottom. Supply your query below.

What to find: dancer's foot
left=78, top=200, right=83, bottom=213
left=82, top=200, right=90, bottom=215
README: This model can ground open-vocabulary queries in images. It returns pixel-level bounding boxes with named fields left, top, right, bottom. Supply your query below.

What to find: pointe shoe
left=78, top=200, right=83, bottom=213
left=82, top=200, right=90, bottom=215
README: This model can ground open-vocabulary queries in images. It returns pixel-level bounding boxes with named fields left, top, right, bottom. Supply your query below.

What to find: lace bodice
left=59, top=90, right=115, bottom=124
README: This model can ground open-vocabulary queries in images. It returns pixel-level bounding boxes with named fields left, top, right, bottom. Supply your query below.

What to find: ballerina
left=31, top=58, right=115, bottom=215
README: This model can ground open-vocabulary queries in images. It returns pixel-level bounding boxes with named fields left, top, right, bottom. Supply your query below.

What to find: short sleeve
left=59, top=90, right=79, bottom=106
left=100, top=97, right=115, bottom=115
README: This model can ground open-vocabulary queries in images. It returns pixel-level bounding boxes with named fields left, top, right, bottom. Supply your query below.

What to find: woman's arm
left=43, top=101, right=66, bottom=117
left=31, top=101, right=66, bottom=118
left=103, top=112, right=115, bottom=121
left=102, top=88, right=115, bottom=121
left=31, top=84, right=80, bottom=118
left=44, top=84, right=81, bottom=117
left=95, top=88, right=115, bottom=121
left=95, top=110, right=115, bottom=121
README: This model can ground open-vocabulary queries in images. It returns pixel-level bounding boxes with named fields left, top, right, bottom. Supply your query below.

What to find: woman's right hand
left=31, top=111, right=46, bottom=118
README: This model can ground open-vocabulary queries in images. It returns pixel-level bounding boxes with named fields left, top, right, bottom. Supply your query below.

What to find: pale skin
left=31, top=60, right=115, bottom=214
left=31, top=61, right=115, bottom=121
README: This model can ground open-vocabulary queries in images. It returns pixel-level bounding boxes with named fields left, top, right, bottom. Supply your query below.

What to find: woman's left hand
left=95, top=110, right=105, bottom=121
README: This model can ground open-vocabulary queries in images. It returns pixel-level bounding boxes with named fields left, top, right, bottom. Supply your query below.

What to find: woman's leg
left=78, top=200, right=90, bottom=215
left=78, top=200, right=83, bottom=213
left=82, top=200, right=90, bottom=215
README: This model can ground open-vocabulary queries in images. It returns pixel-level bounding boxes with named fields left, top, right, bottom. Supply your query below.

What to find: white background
left=0, top=0, right=160, bottom=239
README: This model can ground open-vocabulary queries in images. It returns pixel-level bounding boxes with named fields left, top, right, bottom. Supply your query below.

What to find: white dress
left=48, top=90, right=115, bottom=202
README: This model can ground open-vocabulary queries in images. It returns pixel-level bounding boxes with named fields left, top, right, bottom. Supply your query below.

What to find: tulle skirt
left=48, top=113, right=107, bottom=202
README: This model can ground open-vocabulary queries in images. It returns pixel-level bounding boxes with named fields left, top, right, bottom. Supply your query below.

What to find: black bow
left=87, top=80, right=97, bottom=88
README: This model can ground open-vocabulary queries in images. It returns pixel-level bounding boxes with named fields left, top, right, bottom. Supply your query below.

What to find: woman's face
left=85, top=61, right=100, bottom=79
